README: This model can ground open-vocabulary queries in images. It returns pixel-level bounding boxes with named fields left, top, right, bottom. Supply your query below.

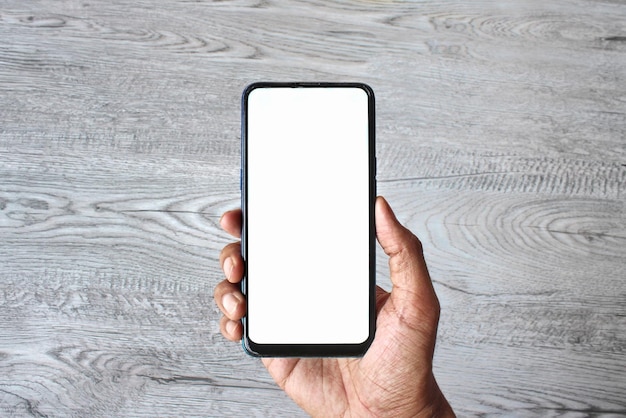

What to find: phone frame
left=240, top=81, right=376, bottom=357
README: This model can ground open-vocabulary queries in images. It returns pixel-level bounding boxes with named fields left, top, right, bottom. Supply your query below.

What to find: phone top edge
left=242, top=81, right=374, bottom=96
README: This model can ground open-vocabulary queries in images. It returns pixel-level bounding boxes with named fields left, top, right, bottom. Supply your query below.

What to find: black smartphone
left=240, top=82, right=376, bottom=357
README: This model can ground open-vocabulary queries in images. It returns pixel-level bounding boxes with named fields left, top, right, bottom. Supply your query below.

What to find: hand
left=214, top=196, right=455, bottom=417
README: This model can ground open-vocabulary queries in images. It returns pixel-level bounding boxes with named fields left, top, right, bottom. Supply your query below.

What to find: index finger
left=220, top=209, right=242, bottom=238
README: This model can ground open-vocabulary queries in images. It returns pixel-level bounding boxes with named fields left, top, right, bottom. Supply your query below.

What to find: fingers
left=214, top=280, right=246, bottom=320
left=214, top=279, right=246, bottom=341
left=220, top=209, right=242, bottom=238
left=375, top=196, right=439, bottom=323
left=220, top=316, right=243, bottom=341
left=220, top=241, right=244, bottom=284
left=217, top=209, right=244, bottom=341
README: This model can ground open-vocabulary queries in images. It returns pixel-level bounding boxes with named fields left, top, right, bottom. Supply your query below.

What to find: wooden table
left=1, top=1, right=625, bottom=416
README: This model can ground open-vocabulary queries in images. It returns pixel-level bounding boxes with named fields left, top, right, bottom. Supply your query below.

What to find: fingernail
left=224, top=257, right=234, bottom=280
left=225, top=320, right=238, bottom=336
left=222, top=293, right=238, bottom=315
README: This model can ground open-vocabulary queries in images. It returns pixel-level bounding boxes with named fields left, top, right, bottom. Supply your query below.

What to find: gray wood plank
left=1, top=0, right=625, bottom=416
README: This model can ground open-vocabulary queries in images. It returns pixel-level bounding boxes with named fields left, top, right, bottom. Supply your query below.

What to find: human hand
left=214, top=196, right=454, bottom=417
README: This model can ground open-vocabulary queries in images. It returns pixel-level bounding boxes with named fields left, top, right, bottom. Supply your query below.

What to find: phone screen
left=241, top=83, right=375, bottom=356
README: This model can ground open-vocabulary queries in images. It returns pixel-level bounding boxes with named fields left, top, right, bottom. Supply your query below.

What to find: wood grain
left=1, top=0, right=625, bottom=416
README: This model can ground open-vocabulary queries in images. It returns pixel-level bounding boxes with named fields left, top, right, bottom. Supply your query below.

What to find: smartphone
left=241, top=82, right=376, bottom=357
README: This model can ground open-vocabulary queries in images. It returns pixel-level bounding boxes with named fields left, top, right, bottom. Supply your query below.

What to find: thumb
left=375, top=196, right=439, bottom=324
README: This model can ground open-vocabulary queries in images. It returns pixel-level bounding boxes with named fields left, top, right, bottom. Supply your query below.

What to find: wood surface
left=1, top=0, right=625, bottom=416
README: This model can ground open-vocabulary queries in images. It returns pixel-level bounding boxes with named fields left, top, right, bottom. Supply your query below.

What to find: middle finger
left=220, top=242, right=244, bottom=283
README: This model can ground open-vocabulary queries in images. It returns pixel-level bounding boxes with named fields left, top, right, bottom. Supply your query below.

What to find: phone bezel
left=240, top=82, right=376, bottom=357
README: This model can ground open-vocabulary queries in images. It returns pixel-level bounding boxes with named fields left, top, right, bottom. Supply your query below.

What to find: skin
left=214, top=196, right=455, bottom=417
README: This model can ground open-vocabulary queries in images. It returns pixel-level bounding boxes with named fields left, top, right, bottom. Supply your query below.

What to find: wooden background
left=1, top=0, right=625, bottom=416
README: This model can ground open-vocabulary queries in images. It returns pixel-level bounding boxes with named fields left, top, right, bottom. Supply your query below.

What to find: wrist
left=413, top=374, right=455, bottom=418
left=425, top=390, right=455, bottom=418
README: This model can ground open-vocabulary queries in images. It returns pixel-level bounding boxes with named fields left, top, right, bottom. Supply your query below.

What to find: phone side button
left=240, top=168, right=243, bottom=190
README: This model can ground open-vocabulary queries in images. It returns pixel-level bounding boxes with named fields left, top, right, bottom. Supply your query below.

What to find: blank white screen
left=246, top=86, right=370, bottom=344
